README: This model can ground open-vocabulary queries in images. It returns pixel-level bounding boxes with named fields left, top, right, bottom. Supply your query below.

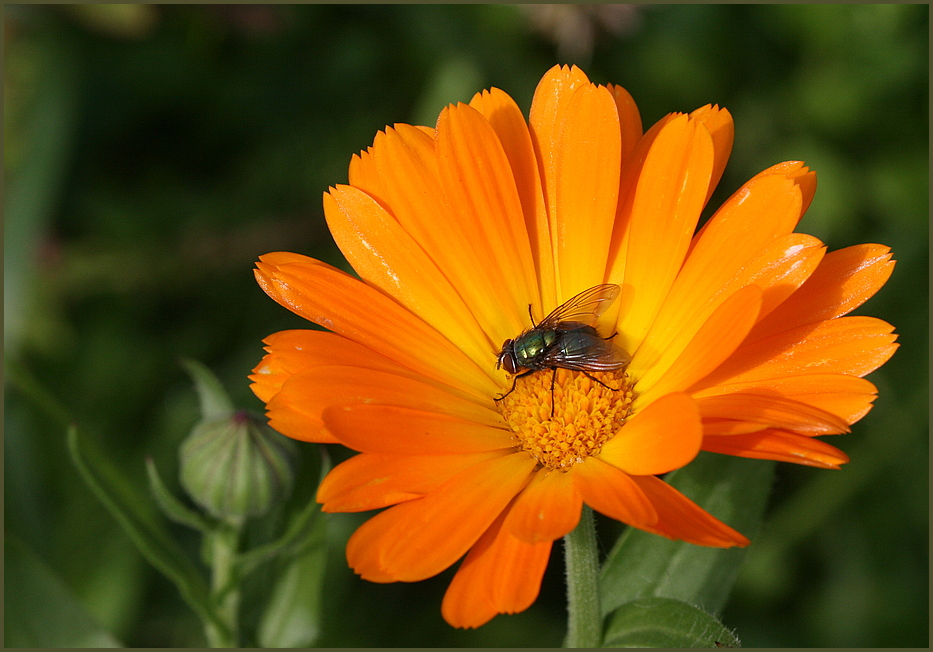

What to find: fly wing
left=538, top=284, right=620, bottom=329
left=539, top=331, right=631, bottom=372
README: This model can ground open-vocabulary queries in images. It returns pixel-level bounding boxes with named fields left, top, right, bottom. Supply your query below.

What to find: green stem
left=563, top=505, right=602, bottom=648
left=204, top=523, right=242, bottom=648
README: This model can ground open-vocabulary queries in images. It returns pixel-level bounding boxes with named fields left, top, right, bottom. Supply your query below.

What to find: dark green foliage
left=5, top=4, right=926, bottom=647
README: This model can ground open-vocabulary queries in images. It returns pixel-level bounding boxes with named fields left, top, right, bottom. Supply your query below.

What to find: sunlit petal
left=442, top=508, right=552, bottom=629
left=598, top=393, right=702, bottom=476
left=634, top=285, right=762, bottom=406
left=747, top=244, right=896, bottom=341
left=573, top=457, right=658, bottom=529
left=696, top=392, right=851, bottom=435
left=694, top=316, right=898, bottom=389
left=701, top=429, right=850, bottom=469
left=504, top=468, right=582, bottom=543
left=323, top=404, right=513, bottom=454
left=318, top=450, right=507, bottom=512
left=470, top=87, right=556, bottom=311
left=346, top=452, right=537, bottom=582
left=552, top=83, right=621, bottom=299
left=436, top=102, right=540, bottom=340
left=628, top=475, right=750, bottom=547
left=254, top=253, right=497, bottom=397
left=268, top=366, right=501, bottom=443
left=324, top=185, right=493, bottom=368
left=616, top=113, right=715, bottom=353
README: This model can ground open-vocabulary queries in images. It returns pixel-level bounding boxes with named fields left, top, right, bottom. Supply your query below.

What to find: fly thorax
left=496, top=367, right=635, bottom=471
left=515, top=330, right=554, bottom=364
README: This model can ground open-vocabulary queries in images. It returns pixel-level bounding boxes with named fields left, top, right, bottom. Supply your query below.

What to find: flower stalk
left=563, top=505, right=602, bottom=648
left=204, top=523, right=242, bottom=648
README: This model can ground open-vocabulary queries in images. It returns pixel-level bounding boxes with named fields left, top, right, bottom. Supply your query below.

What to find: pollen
left=497, top=368, right=635, bottom=471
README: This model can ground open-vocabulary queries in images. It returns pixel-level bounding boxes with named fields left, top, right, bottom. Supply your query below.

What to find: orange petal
left=744, top=233, right=826, bottom=321
left=758, top=160, right=817, bottom=219
left=435, top=102, right=540, bottom=340
left=255, top=253, right=497, bottom=398
left=346, top=122, right=439, bottom=212
left=598, top=393, right=702, bottom=476
left=470, top=87, right=556, bottom=311
left=347, top=147, right=386, bottom=207
left=747, top=243, right=896, bottom=342
left=633, top=285, right=762, bottom=407
left=639, top=171, right=808, bottom=374
left=695, top=316, right=899, bottom=389
left=616, top=113, right=715, bottom=354
left=353, top=123, right=531, bottom=345
left=572, top=457, right=658, bottom=529
left=346, top=451, right=537, bottom=582
left=690, top=161, right=815, bottom=252
left=323, top=185, right=492, bottom=368
left=441, top=508, right=552, bottom=629
left=701, top=429, right=850, bottom=469
left=701, top=420, right=770, bottom=436
left=528, top=64, right=591, bottom=236
left=263, top=401, right=336, bottom=443
left=323, top=404, right=513, bottom=455
left=250, top=329, right=412, bottom=404
left=354, top=123, right=441, bottom=234
left=267, top=366, right=501, bottom=444
left=553, top=83, right=622, bottom=299
left=689, top=104, right=734, bottom=206
left=640, top=234, right=825, bottom=369
left=318, top=450, right=506, bottom=512
left=695, top=392, right=851, bottom=435
left=605, top=112, right=679, bottom=290
left=503, top=469, right=582, bottom=544
left=692, top=373, right=878, bottom=426
left=606, top=83, right=642, bottom=164
left=628, top=475, right=750, bottom=547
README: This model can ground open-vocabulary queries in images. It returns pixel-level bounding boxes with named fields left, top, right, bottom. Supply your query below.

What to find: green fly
left=495, top=284, right=630, bottom=414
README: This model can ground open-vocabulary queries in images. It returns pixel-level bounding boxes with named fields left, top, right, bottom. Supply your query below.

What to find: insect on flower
left=495, top=283, right=631, bottom=414
left=252, top=64, right=898, bottom=629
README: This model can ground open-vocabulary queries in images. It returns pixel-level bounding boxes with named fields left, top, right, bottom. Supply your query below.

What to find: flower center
left=497, top=368, right=635, bottom=471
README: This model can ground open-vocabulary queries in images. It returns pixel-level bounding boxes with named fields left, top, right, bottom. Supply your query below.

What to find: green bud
left=179, top=410, right=297, bottom=524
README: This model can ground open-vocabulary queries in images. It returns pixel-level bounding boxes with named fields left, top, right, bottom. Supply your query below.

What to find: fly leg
left=494, top=370, right=533, bottom=402
left=527, top=304, right=538, bottom=328
left=549, top=367, right=557, bottom=418
left=581, top=370, right=621, bottom=392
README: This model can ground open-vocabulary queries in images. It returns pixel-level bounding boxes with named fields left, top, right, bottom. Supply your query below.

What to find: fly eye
left=496, top=340, right=513, bottom=370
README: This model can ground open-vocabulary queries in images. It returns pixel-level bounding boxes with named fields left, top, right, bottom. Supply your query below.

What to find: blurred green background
left=5, top=4, right=927, bottom=647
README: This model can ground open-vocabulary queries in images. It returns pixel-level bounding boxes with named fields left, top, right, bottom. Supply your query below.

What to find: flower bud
left=179, top=410, right=297, bottom=524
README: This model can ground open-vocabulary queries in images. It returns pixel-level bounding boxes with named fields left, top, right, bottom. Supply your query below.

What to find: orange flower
left=250, top=65, right=897, bottom=628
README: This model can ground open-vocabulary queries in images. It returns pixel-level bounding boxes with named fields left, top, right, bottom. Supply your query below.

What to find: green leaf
left=180, top=358, right=234, bottom=421
left=66, top=424, right=229, bottom=640
left=256, top=513, right=328, bottom=647
left=4, top=31, right=79, bottom=355
left=5, top=535, right=123, bottom=648
left=145, top=456, right=214, bottom=533
left=235, top=495, right=323, bottom=578
left=234, top=446, right=331, bottom=579
left=602, top=597, right=741, bottom=648
left=600, top=453, right=774, bottom=617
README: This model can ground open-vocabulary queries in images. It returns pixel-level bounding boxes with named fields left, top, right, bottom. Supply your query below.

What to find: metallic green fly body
left=495, top=284, right=630, bottom=414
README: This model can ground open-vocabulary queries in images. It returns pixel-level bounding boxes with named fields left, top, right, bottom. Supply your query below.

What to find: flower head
left=250, top=65, right=897, bottom=628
